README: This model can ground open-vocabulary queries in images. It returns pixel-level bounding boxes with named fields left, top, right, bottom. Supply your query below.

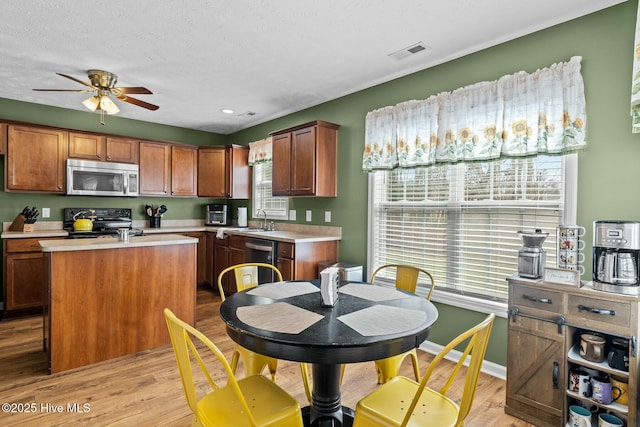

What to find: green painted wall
left=2, top=1, right=638, bottom=367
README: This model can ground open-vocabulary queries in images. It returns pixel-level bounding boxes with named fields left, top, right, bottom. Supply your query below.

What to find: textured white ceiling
left=0, top=0, right=626, bottom=134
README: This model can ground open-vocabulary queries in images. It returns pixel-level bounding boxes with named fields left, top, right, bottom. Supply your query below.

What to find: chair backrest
left=163, top=308, right=257, bottom=425
left=370, top=264, right=435, bottom=300
left=217, top=262, right=284, bottom=301
left=403, top=313, right=495, bottom=427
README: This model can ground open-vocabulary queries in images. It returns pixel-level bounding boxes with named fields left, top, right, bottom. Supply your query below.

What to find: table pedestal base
left=302, top=405, right=354, bottom=427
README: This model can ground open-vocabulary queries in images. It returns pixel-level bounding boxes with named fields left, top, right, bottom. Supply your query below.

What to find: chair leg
left=374, top=349, right=420, bottom=384
left=267, top=358, right=278, bottom=382
left=230, top=350, right=240, bottom=374
left=408, top=349, right=421, bottom=382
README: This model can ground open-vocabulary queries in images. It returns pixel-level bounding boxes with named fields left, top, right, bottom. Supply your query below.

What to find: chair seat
left=198, top=374, right=303, bottom=427
left=354, top=376, right=460, bottom=427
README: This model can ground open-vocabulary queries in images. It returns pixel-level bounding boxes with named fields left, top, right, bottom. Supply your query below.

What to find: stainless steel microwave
left=67, top=159, right=139, bottom=197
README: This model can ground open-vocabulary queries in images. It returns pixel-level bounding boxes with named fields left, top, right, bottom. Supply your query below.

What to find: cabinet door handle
left=552, top=361, right=559, bottom=389
left=522, top=294, right=552, bottom=304
left=577, top=304, right=615, bottom=316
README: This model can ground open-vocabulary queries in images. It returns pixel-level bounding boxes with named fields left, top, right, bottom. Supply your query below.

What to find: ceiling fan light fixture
left=82, top=95, right=100, bottom=112
left=100, top=95, right=120, bottom=115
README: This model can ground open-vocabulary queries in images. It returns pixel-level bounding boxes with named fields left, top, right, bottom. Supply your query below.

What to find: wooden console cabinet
left=506, top=277, right=639, bottom=427
left=270, top=120, right=339, bottom=197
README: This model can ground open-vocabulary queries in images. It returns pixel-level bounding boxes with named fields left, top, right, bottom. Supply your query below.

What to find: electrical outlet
left=42, top=207, right=50, bottom=218
left=289, top=210, right=296, bottom=221
left=306, top=210, right=312, bottom=222
left=324, top=211, right=331, bottom=223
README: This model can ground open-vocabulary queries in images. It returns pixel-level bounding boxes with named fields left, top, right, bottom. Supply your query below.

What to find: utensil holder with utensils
left=9, top=206, right=39, bottom=232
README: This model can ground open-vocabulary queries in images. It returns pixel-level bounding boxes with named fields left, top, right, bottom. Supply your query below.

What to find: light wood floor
left=0, top=285, right=535, bottom=426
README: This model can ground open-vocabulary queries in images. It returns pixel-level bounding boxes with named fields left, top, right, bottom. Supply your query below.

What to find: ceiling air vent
left=388, top=42, right=430, bottom=60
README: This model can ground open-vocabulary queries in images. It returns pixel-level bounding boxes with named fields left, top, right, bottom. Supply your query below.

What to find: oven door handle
left=246, top=242, right=274, bottom=252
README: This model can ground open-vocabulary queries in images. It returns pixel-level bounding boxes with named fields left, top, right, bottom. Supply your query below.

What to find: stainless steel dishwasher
left=245, top=237, right=278, bottom=283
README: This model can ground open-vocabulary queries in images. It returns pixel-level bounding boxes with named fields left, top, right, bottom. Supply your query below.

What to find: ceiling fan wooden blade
left=56, top=72, right=96, bottom=89
left=32, top=88, right=92, bottom=92
left=113, top=87, right=153, bottom=95
left=116, top=95, right=159, bottom=111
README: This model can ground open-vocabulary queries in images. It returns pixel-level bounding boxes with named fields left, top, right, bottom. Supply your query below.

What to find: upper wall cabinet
left=5, top=125, right=68, bottom=193
left=68, top=132, right=138, bottom=164
left=270, top=120, right=339, bottom=197
left=139, top=141, right=198, bottom=197
left=197, top=145, right=250, bottom=199
left=0, top=123, right=7, bottom=155
left=171, top=144, right=198, bottom=197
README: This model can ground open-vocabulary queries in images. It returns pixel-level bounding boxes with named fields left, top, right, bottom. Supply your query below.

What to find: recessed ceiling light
left=221, top=108, right=234, bottom=114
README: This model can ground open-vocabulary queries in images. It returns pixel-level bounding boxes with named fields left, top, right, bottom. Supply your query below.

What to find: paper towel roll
left=237, top=207, right=247, bottom=227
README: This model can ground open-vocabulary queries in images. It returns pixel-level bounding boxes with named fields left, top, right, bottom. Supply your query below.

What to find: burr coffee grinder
left=518, top=229, right=549, bottom=279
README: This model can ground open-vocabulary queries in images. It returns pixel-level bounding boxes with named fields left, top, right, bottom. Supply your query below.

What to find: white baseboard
left=419, top=340, right=506, bottom=381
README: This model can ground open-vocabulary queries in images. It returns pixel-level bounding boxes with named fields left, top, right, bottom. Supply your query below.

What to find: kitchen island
left=40, top=234, right=198, bottom=373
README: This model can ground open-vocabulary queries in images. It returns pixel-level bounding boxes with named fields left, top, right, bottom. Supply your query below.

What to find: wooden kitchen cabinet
left=205, top=232, right=215, bottom=287
left=197, top=145, right=250, bottom=199
left=506, top=278, right=639, bottom=427
left=171, top=145, right=198, bottom=197
left=139, top=141, right=171, bottom=195
left=5, top=125, right=68, bottom=193
left=270, top=120, right=339, bottom=197
left=68, top=132, right=138, bottom=164
left=139, top=142, right=197, bottom=197
left=0, top=122, right=7, bottom=155
left=276, top=240, right=338, bottom=281
left=214, top=235, right=231, bottom=295
left=2, top=237, right=55, bottom=319
left=184, top=232, right=207, bottom=285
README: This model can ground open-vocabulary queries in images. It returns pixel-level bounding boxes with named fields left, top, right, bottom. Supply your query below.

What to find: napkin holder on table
left=320, top=267, right=340, bottom=307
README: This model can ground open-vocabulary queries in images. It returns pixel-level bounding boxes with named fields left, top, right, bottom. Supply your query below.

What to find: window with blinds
left=252, top=161, right=288, bottom=219
left=368, top=154, right=571, bottom=302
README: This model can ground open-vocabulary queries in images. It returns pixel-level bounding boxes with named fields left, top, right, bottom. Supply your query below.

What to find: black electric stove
left=64, top=207, right=143, bottom=239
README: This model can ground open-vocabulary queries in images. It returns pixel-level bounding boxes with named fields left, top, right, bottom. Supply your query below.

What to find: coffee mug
left=581, top=334, right=606, bottom=363
left=592, top=375, right=621, bottom=405
left=559, top=225, right=586, bottom=238
left=569, top=369, right=591, bottom=397
left=569, top=404, right=592, bottom=427
left=610, top=376, right=628, bottom=406
left=598, top=413, right=624, bottom=427
left=607, top=338, right=629, bottom=372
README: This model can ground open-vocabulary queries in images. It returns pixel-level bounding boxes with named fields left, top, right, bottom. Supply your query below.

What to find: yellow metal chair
left=218, top=262, right=282, bottom=381
left=163, top=309, right=303, bottom=427
left=370, top=264, right=435, bottom=383
left=353, top=313, right=495, bottom=427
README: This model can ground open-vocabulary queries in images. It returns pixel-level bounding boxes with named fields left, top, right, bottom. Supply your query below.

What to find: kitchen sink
left=237, top=228, right=266, bottom=233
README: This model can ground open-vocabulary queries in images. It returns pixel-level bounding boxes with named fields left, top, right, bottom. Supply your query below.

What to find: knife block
left=8, top=214, right=34, bottom=232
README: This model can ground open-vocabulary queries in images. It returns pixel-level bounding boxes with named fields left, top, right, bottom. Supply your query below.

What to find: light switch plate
left=324, top=211, right=331, bottom=222
left=306, top=210, right=312, bottom=222
left=42, top=207, right=50, bottom=218
left=289, top=210, right=296, bottom=221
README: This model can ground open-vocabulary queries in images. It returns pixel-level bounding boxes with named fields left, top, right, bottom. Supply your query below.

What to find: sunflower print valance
left=363, top=56, right=586, bottom=171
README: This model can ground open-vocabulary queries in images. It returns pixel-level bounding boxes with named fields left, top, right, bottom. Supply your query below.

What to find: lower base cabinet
left=506, top=277, right=638, bottom=427
left=2, top=237, right=56, bottom=319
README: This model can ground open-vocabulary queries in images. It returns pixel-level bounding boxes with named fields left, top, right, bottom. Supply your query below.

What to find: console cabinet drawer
left=566, top=294, right=631, bottom=334
left=510, top=284, right=564, bottom=316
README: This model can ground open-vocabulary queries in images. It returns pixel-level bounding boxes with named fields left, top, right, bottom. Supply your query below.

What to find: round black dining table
left=219, top=280, right=438, bottom=427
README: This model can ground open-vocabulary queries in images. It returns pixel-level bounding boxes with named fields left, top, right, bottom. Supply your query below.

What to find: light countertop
left=2, top=220, right=341, bottom=244
left=39, top=234, right=198, bottom=252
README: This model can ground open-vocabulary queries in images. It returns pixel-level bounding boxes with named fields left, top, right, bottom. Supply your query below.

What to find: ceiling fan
left=33, top=70, right=159, bottom=124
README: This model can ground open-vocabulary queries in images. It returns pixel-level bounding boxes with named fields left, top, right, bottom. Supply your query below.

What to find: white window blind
left=368, top=154, right=572, bottom=302
left=252, top=161, right=288, bottom=220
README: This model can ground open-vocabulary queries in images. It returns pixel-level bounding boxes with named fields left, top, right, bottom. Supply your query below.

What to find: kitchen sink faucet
left=259, top=209, right=268, bottom=230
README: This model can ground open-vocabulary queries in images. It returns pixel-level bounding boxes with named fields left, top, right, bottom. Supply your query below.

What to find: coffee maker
left=518, top=229, right=549, bottom=279
left=593, top=220, right=640, bottom=295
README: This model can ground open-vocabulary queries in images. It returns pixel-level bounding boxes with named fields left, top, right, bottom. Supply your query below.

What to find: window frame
left=366, top=153, right=577, bottom=317
left=251, top=160, right=289, bottom=220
